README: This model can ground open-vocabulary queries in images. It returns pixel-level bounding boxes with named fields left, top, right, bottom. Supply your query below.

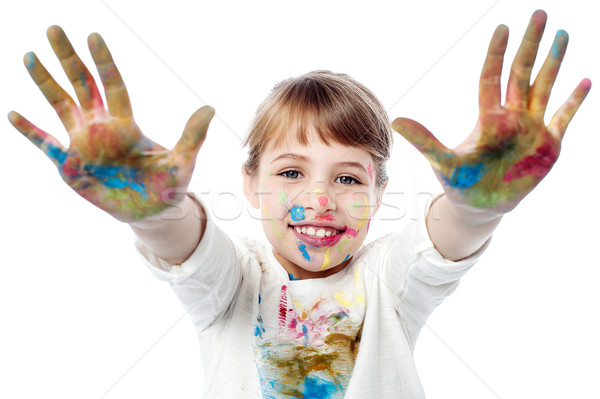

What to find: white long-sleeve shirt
left=135, top=203, right=489, bottom=398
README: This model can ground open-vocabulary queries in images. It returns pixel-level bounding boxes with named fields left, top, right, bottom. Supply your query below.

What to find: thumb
left=391, top=117, right=450, bottom=168
left=173, top=105, right=216, bottom=160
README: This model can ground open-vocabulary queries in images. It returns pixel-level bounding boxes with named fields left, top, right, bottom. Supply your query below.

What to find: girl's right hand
left=8, top=26, right=214, bottom=223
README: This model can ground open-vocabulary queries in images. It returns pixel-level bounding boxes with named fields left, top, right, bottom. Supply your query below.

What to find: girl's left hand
left=392, top=10, right=591, bottom=214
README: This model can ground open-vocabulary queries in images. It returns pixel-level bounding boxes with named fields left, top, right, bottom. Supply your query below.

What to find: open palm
left=392, top=11, right=591, bottom=213
left=9, top=26, right=214, bottom=222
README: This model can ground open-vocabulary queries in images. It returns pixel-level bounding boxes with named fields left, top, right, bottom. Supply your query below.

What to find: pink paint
left=318, top=195, right=328, bottom=207
left=345, top=228, right=358, bottom=238
left=278, top=285, right=288, bottom=328
left=316, top=214, right=334, bottom=222
left=367, top=163, right=373, bottom=182
left=503, top=142, right=558, bottom=182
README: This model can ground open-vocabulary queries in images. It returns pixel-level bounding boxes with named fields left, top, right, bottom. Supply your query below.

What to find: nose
left=307, top=181, right=336, bottom=215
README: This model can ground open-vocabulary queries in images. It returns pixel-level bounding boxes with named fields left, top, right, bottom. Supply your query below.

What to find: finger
left=479, top=24, right=509, bottom=112
left=88, top=32, right=133, bottom=119
left=529, top=30, right=568, bottom=116
left=46, top=25, right=105, bottom=115
left=8, top=111, right=68, bottom=168
left=173, top=106, right=216, bottom=161
left=391, top=117, right=450, bottom=169
left=505, top=10, right=547, bottom=109
left=23, top=52, right=82, bottom=133
left=548, top=78, right=592, bottom=140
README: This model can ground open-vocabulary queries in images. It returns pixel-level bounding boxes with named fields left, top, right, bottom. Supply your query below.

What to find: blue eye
left=336, top=176, right=360, bottom=185
left=281, top=170, right=301, bottom=179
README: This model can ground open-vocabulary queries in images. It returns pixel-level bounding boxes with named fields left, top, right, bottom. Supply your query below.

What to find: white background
left=1, top=0, right=598, bottom=398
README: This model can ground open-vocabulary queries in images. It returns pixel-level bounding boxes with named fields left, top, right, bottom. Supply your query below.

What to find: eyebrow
left=271, top=153, right=311, bottom=163
left=271, top=154, right=367, bottom=174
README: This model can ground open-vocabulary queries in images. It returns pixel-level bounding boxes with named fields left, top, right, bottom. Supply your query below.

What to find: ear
left=242, top=166, right=260, bottom=209
left=371, top=181, right=388, bottom=216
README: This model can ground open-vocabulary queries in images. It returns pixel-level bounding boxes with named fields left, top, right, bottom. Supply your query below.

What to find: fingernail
left=24, top=52, right=35, bottom=69
left=551, top=30, right=569, bottom=58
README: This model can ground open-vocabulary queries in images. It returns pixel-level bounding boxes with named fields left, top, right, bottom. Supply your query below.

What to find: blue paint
left=343, top=254, right=350, bottom=262
left=83, top=164, right=148, bottom=199
left=289, top=205, right=305, bottom=221
left=552, top=30, right=568, bottom=58
left=288, top=273, right=299, bottom=281
left=258, top=293, right=261, bottom=304
left=25, top=53, right=35, bottom=69
left=46, top=144, right=68, bottom=164
left=254, top=316, right=265, bottom=338
left=298, top=243, right=310, bottom=261
left=302, top=376, right=338, bottom=398
left=445, top=162, right=485, bottom=189
left=302, top=324, right=309, bottom=345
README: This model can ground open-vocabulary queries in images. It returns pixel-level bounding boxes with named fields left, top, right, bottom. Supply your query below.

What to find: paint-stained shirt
left=135, top=198, right=489, bottom=398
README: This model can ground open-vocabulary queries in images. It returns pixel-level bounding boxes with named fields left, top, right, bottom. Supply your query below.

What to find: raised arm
left=391, top=10, right=591, bottom=260
left=9, top=26, right=214, bottom=264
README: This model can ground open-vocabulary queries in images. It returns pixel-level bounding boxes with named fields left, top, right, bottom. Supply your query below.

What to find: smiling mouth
left=288, top=224, right=346, bottom=247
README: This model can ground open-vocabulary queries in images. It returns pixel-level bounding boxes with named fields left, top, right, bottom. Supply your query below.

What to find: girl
left=7, top=9, right=590, bottom=398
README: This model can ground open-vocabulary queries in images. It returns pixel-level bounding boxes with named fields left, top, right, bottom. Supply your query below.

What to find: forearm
left=426, top=194, right=502, bottom=261
left=129, top=195, right=206, bottom=265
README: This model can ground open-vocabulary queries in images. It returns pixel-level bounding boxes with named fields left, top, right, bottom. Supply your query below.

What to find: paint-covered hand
left=392, top=11, right=590, bottom=213
left=8, top=26, right=214, bottom=222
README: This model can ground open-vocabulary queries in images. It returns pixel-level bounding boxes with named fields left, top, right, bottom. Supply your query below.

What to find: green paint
left=278, top=190, right=287, bottom=205
left=348, top=200, right=362, bottom=210
left=337, top=238, right=349, bottom=253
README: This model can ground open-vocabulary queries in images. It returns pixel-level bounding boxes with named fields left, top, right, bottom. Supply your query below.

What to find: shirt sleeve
left=134, top=197, right=244, bottom=332
left=387, top=195, right=491, bottom=346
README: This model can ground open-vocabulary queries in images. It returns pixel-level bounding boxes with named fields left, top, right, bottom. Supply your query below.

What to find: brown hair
left=242, top=70, right=393, bottom=188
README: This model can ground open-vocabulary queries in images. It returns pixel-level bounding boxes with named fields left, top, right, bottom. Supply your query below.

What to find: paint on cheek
left=318, top=196, right=328, bottom=207
left=261, top=173, right=271, bottom=190
left=337, top=238, right=349, bottom=253
left=355, top=196, right=370, bottom=231
left=278, top=190, right=287, bottom=206
left=289, top=205, right=305, bottom=221
left=367, top=163, right=373, bottom=182
left=345, top=228, right=358, bottom=238
left=348, top=200, right=362, bottom=210
left=298, top=242, right=310, bottom=261
left=320, top=248, right=331, bottom=271
left=262, top=204, right=285, bottom=238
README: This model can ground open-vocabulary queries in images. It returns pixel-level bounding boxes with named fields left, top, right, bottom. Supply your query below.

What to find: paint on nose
left=318, top=195, right=328, bottom=207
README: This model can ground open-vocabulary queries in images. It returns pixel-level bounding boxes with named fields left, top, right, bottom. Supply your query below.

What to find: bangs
left=244, top=71, right=393, bottom=187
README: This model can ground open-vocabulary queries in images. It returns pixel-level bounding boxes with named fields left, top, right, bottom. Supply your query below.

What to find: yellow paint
left=320, top=247, right=331, bottom=270
left=313, top=187, right=323, bottom=194
left=355, top=195, right=370, bottom=230
left=262, top=204, right=284, bottom=238
left=335, top=264, right=365, bottom=306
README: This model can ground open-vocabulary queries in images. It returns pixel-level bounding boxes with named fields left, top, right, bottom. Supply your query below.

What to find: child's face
left=244, top=129, right=383, bottom=277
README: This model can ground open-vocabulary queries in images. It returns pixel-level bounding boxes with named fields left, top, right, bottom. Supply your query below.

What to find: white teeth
left=306, top=227, right=316, bottom=236
left=325, top=230, right=332, bottom=237
left=295, top=227, right=301, bottom=234
left=316, top=228, right=326, bottom=237
left=301, top=227, right=307, bottom=234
